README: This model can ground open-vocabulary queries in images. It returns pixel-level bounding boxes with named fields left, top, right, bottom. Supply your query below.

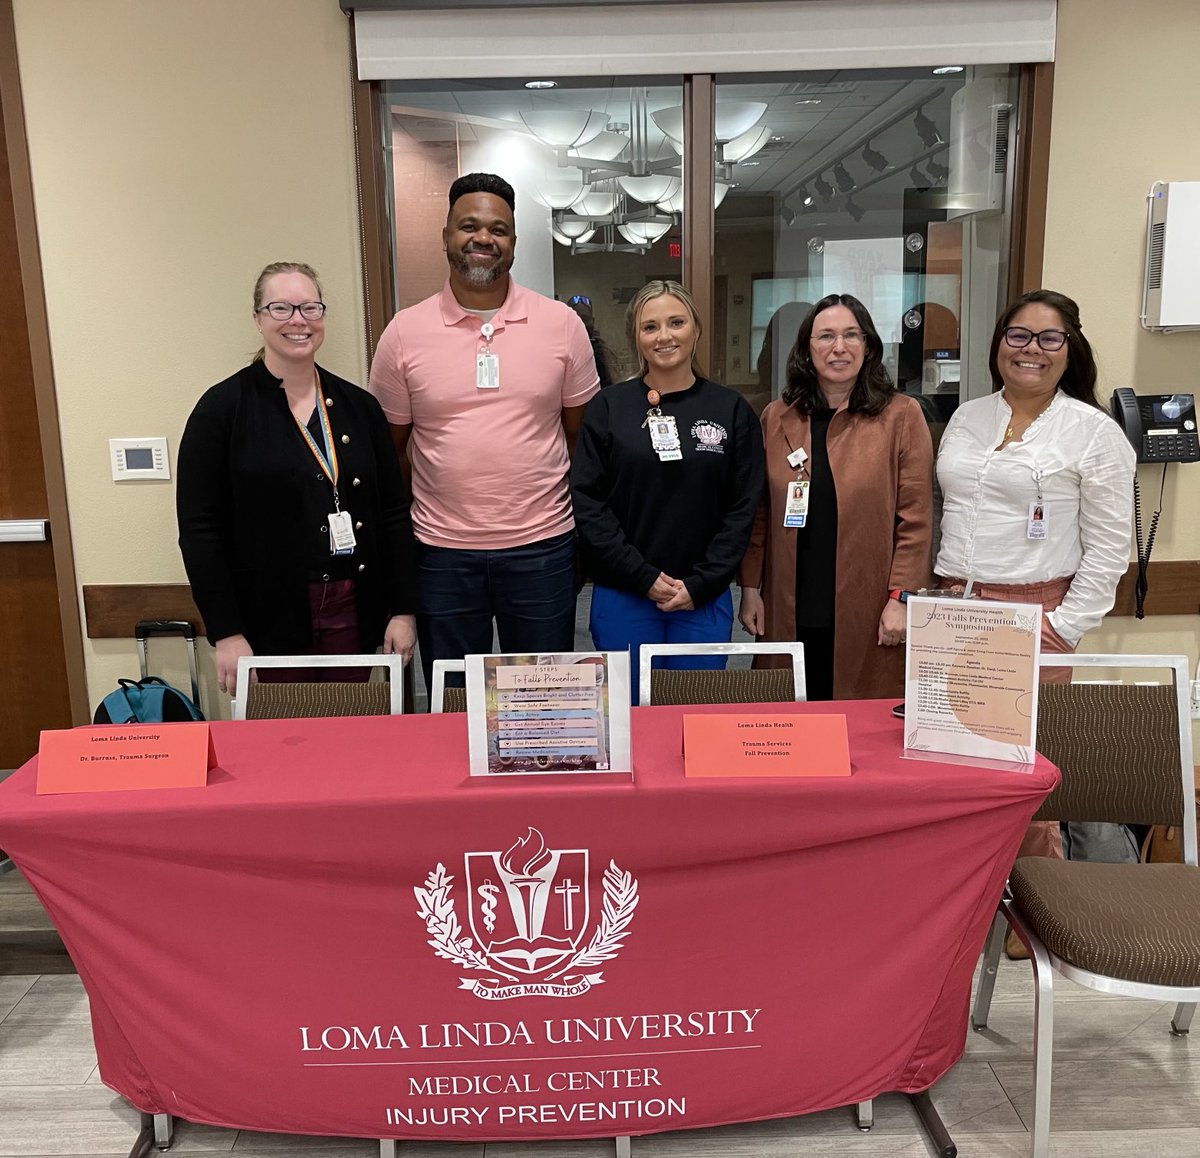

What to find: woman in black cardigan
left=177, top=262, right=418, bottom=693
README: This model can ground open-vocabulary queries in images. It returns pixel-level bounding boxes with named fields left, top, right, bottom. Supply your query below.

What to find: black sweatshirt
left=571, top=376, right=764, bottom=607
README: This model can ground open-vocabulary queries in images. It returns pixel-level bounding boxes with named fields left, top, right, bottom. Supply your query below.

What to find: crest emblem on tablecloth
left=415, top=826, right=639, bottom=1000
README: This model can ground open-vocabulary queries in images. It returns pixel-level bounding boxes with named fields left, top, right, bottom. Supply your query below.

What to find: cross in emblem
left=554, top=877, right=581, bottom=929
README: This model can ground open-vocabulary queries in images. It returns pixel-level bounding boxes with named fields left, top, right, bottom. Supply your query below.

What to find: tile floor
left=1, top=871, right=1197, bottom=1158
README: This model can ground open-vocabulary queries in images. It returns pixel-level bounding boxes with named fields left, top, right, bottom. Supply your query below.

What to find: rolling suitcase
left=92, top=619, right=205, bottom=724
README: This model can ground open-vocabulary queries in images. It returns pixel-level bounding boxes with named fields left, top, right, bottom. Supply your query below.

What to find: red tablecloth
left=0, top=700, right=1056, bottom=1142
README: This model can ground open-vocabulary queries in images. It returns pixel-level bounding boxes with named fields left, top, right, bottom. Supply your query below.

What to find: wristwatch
left=888, top=588, right=912, bottom=603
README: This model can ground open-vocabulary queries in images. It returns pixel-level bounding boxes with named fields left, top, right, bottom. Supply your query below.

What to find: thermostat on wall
left=109, top=437, right=170, bottom=481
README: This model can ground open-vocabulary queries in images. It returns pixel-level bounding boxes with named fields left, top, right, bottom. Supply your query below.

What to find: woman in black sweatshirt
left=571, top=281, right=764, bottom=703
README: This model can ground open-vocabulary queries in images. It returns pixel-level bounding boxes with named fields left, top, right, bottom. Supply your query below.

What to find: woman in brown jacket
left=738, top=294, right=933, bottom=700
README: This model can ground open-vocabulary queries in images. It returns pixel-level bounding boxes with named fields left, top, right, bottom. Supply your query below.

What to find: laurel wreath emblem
left=414, top=860, right=639, bottom=990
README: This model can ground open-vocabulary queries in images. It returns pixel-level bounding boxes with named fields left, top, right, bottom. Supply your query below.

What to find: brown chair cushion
left=649, top=667, right=795, bottom=706
left=245, top=681, right=392, bottom=720
left=1009, top=858, right=1200, bottom=987
left=441, top=686, right=468, bottom=714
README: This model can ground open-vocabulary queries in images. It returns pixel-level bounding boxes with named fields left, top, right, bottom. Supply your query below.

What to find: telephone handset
left=1110, top=388, right=1200, bottom=462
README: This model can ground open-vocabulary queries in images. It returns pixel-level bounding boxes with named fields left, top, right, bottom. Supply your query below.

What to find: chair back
left=430, top=659, right=466, bottom=714
left=245, top=681, right=392, bottom=720
left=233, top=654, right=405, bottom=720
left=639, top=641, right=805, bottom=706
left=1031, top=655, right=1195, bottom=863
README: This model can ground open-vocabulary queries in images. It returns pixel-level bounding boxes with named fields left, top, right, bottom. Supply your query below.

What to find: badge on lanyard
left=1027, top=501, right=1047, bottom=540
left=328, top=510, right=357, bottom=556
left=649, top=415, right=682, bottom=461
left=476, top=320, right=500, bottom=389
left=784, top=480, right=810, bottom=528
left=1027, top=468, right=1046, bottom=540
left=293, top=379, right=355, bottom=557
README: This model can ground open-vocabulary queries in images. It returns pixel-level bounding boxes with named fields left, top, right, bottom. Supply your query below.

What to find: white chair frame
left=638, top=641, right=806, bottom=707
left=972, top=653, right=1198, bottom=1158
left=232, top=654, right=405, bottom=720
left=429, top=659, right=466, bottom=714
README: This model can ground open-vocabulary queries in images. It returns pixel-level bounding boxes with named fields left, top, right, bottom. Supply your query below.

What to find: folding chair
left=638, top=641, right=806, bottom=706
left=232, top=654, right=405, bottom=720
left=971, top=653, right=1200, bottom=1158
left=429, top=658, right=467, bottom=714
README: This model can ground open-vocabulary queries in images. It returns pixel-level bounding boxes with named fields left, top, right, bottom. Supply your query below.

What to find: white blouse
left=935, top=390, right=1136, bottom=646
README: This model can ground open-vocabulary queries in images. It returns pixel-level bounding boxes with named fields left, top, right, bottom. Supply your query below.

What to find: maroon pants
left=257, top=579, right=370, bottom=684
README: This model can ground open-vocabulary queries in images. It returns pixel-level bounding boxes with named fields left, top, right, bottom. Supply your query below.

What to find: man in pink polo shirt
left=369, top=173, right=599, bottom=693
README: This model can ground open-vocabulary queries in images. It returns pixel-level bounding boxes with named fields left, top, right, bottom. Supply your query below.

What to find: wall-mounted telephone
left=1110, top=388, right=1200, bottom=462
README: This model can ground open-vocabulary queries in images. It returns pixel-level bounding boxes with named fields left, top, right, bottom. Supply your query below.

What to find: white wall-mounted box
left=1142, top=181, right=1200, bottom=331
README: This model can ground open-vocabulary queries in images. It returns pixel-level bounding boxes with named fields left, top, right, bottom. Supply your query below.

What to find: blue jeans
left=589, top=584, right=733, bottom=705
left=416, top=531, right=577, bottom=693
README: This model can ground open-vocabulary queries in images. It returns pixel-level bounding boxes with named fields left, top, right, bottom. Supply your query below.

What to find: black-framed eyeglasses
left=256, top=301, right=326, bottom=321
left=1003, top=326, right=1067, bottom=352
left=567, top=294, right=591, bottom=307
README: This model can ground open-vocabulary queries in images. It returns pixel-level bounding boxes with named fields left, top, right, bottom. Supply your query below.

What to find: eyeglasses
left=812, top=330, right=865, bottom=347
left=256, top=301, right=326, bottom=321
left=1003, top=326, right=1067, bottom=352
left=567, top=295, right=591, bottom=306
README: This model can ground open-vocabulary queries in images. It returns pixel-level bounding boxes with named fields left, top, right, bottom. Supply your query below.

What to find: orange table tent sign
left=683, top=713, right=851, bottom=778
left=36, top=722, right=215, bottom=794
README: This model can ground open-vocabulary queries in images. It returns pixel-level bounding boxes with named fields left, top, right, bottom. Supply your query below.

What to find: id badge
left=328, top=510, right=357, bottom=556
left=649, top=415, right=682, bottom=461
left=1027, top=500, right=1047, bottom=540
left=476, top=351, right=500, bottom=389
left=783, top=480, right=810, bottom=528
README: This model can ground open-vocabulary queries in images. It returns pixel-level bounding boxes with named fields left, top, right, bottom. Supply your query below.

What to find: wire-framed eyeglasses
left=1003, top=326, right=1067, bottom=352
left=256, top=301, right=326, bottom=322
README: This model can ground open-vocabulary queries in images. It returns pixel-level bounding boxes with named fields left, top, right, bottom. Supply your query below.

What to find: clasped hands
left=646, top=572, right=695, bottom=612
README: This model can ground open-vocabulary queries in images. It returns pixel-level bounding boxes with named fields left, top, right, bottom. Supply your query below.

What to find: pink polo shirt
left=369, top=280, right=599, bottom=549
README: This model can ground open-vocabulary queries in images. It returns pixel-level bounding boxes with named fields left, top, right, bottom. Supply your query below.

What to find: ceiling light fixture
left=794, top=98, right=822, bottom=106
left=913, top=108, right=943, bottom=149
left=861, top=143, right=889, bottom=173
left=932, top=66, right=964, bottom=75
left=524, top=79, right=558, bottom=90
left=832, top=162, right=856, bottom=194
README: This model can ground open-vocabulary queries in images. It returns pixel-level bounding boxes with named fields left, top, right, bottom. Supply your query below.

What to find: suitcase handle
left=135, top=619, right=197, bottom=642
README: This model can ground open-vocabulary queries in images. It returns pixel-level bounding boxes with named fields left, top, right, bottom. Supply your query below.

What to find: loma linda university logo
left=415, top=826, right=639, bottom=1001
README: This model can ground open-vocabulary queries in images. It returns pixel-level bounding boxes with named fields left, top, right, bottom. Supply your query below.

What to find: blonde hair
left=252, top=261, right=323, bottom=362
left=626, top=280, right=705, bottom=377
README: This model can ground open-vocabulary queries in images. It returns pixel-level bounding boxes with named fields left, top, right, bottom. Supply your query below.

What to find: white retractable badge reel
left=476, top=321, right=499, bottom=389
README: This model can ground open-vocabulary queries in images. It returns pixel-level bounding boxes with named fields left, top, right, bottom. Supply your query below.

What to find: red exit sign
left=668, top=242, right=682, bottom=258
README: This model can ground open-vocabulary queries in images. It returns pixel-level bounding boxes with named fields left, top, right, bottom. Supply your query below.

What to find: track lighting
left=833, top=162, right=856, bottom=194
left=913, top=109, right=943, bottom=149
left=780, top=205, right=796, bottom=226
left=925, top=158, right=949, bottom=184
left=845, top=198, right=866, bottom=223
left=813, top=174, right=834, bottom=201
left=861, top=143, right=889, bottom=173
left=909, top=162, right=928, bottom=186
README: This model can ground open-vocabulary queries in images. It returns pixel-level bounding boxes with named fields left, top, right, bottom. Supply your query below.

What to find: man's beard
left=448, top=248, right=508, bottom=287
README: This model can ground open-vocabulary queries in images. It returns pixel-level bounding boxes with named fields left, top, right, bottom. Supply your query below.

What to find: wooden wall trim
left=0, top=0, right=90, bottom=725
left=1008, top=61, right=1054, bottom=299
left=84, top=585, right=204, bottom=640
left=83, top=561, right=1200, bottom=641
left=1111, top=560, right=1200, bottom=618
left=683, top=74, right=714, bottom=373
left=349, top=15, right=394, bottom=366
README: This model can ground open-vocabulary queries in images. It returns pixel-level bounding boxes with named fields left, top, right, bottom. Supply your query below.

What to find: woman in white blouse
left=935, top=289, right=1136, bottom=860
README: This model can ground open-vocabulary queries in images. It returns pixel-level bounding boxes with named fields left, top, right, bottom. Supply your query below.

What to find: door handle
left=0, top=519, right=48, bottom=542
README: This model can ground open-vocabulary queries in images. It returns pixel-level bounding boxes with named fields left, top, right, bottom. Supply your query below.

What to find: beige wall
left=1045, top=0, right=1200, bottom=698
left=13, top=0, right=364, bottom=714
left=12, top=0, right=1200, bottom=714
